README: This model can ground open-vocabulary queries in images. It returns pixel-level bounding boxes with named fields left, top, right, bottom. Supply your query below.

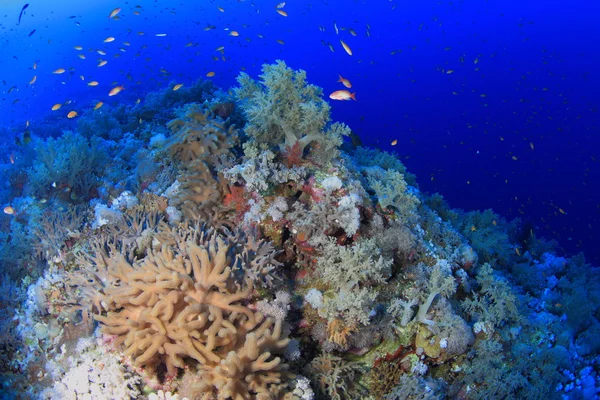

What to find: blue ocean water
left=2, top=0, right=598, bottom=263
left=1, top=0, right=600, bottom=398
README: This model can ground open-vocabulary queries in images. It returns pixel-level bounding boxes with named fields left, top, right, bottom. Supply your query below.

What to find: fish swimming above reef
left=18, top=3, right=29, bottom=25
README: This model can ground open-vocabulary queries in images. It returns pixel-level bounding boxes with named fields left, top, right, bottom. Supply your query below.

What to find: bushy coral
left=461, top=263, right=521, bottom=333
left=364, top=166, right=420, bottom=221
left=41, top=333, right=143, bottom=399
left=234, top=60, right=350, bottom=164
left=26, top=132, right=109, bottom=202
left=224, top=149, right=308, bottom=194
left=304, top=355, right=365, bottom=400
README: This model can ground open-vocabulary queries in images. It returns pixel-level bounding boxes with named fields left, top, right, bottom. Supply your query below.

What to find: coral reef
left=2, top=60, right=599, bottom=400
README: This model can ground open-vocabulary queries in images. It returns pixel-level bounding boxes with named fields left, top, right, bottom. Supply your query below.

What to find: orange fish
left=29, top=75, right=37, bottom=85
left=329, top=90, right=356, bottom=101
left=340, top=40, right=352, bottom=56
left=337, top=75, right=351, bottom=88
left=108, top=85, right=124, bottom=96
left=276, top=9, right=288, bottom=16
left=206, top=71, right=215, bottom=77
left=53, top=68, right=66, bottom=74
left=173, top=83, right=183, bottom=91
left=108, top=8, right=121, bottom=19
left=94, top=101, right=104, bottom=110
left=104, top=37, right=115, bottom=43
left=3, top=206, right=15, bottom=215
left=51, top=103, right=62, bottom=111
left=98, top=60, right=108, bottom=67
left=67, top=111, right=78, bottom=118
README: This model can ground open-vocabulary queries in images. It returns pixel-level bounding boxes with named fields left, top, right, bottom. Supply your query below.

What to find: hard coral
left=72, top=225, right=291, bottom=398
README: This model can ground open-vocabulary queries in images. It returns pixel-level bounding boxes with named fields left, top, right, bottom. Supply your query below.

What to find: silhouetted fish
left=18, top=3, right=29, bottom=25
left=28, top=29, right=35, bottom=36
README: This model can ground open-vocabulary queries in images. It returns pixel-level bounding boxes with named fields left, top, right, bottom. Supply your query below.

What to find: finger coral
left=71, top=226, right=291, bottom=398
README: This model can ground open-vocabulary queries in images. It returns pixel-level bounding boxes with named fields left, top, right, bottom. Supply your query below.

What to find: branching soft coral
left=234, top=60, right=350, bottom=164
left=27, top=131, right=108, bottom=202
left=70, top=225, right=291, bottom=399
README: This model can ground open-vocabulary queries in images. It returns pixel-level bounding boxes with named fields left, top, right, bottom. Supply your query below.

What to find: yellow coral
left=326, top=318, right=357, bottom=348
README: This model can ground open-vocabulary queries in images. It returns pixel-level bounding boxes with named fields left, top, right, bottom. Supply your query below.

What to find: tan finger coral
left=71, top=227, right=291, bottom=398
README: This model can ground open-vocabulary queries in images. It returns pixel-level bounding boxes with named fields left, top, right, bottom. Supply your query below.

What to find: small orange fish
left=94, top=101, right=104, bottom=110
left=229, top=31, right=239, bottom=37
left=74, top=46, right=83, bottom=50
left=108, top=7, right=121, bottom=19
left=276, top=9, right=288, bottom=16
left=173, top=83, right=183, bottom=91
left=29, top=76, right=37, bottom=85
left=155, top=33, right=167, bottom=37
left=329, top=90, right=356, bottom=101
left=87, top=81, right=99, bottom=86
left=51, top=103, right=62, bottom=111
left=337, top=75, right=351, bottom=88
left=391, top=139, right=398, bottom=146
left=108, top=85, right=124, bottom=96
left=78, top=54, right=86, bottom=59
left=33, top=62, right=37, bottom=70
left=9, top=153, right=15, bottom=164
left=53, top=68, right=66, bottom=74
left=206, top=71, right=215, bottom=77
left=104, top=37, right=115, bottom=43
left=340, top=40, right=352, bottom=56
left=3, top=206, right=15, bottom=215
left=98, top=60, right=108, bottom=67
left=97, top=50, right=106, bottom=55
left=67, top=111, right=78, bottom=118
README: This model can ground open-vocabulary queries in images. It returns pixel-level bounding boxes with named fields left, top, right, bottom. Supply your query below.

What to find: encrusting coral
left=69, top=224, right=291, bottom=399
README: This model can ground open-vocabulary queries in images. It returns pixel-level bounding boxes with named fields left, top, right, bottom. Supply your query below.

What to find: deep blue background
left=1, top=0, right=599, bottom=263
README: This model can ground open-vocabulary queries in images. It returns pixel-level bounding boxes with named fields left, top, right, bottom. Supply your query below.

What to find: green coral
left=364, top=166, right=420, bottom=221
left=234, top=59, right=350, bottom=164
left=26, top=131, right=108, bottom=202
left=315, top=238, right=392, bottom=326
left=461, top=263, right=521, bottom=331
